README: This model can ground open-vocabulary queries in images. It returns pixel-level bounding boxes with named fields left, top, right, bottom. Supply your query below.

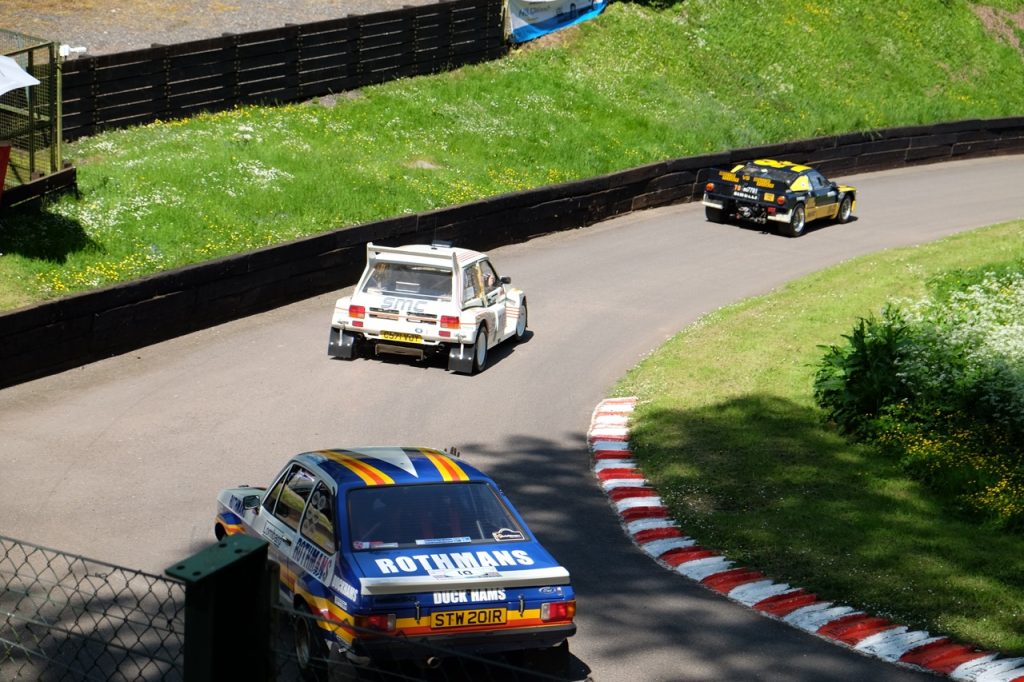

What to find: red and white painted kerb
left=589, top=397, right=1024, bottom=682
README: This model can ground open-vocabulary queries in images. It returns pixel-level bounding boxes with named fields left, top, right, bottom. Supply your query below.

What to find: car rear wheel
left=514, top=300, right=528, bottom=342
left=524, top=641, right=571, bottom=676
left=705, top=206, right=725, bottom=223
left=472, top=326, right=488, bottom=373
left=781, top=203, right=806, bottom=237
left=837, top=195, right=853, bottom=223
left=295, top=602, right=328, bottom=682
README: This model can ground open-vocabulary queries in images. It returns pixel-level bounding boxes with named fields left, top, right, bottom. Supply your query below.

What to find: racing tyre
left=295, top=603, right=329, bottom=682
left=514, top=300, right=528, bottom=342
left=781, top=203, right=806, bottom=237
left=705, top=206, right=725, bottom=224
left=837, top=195, right=853, bottom=224
left=525, top=641, right=571, bottom=677
left=472, top=326, right=488, bottom=374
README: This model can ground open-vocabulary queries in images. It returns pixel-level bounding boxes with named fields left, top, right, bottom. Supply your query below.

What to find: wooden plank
left=236, top=86, right=301, bottom=106
left=92, top=84, right=164, bottom=110
left=168, top=83, right=234, bottom=107
left=163, top=35, right=236, bottom=57
left=84, top=45, right=166, bottom=69
left=90, top=70, right=165, bottom=97
left=93, top=99, right=162, bottom=122
left=237, top=51, right=298, bottom=74
left=168, top=61, right=234, bottom=84
left=360, top=26, right=415, bottom=51
left=166, top=45, right=233, bottom=72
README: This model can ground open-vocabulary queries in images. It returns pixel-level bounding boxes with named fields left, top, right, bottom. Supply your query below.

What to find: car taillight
left=355, top=613, right=396, bottom=632
left=776, top=196, right=786, bottom=205
left=349, top=305, right=365, bottom=319
left=541, top=600, right=575, bottom=622
left=440, top=315, right=460, bottom=330
left=705, top=182, right=715, bottom=192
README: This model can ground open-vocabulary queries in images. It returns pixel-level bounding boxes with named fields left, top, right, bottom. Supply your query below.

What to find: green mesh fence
left=0, top=30, right=61, bottom=191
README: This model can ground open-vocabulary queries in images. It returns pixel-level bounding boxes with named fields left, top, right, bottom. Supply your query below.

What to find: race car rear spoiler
left=366, top=242, right=460, bottom=271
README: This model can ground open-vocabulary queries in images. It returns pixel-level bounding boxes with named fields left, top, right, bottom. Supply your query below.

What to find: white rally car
left=328, top=242, right=528, bottom=374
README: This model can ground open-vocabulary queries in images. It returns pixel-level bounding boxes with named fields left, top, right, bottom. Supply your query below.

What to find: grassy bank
left=2, top=0, right=1024, bottom=309
left=615, top=221, right=1024, bottom=655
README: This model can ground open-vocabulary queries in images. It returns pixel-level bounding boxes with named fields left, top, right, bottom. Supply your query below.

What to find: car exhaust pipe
left=425, top=656, right=442, bottom=669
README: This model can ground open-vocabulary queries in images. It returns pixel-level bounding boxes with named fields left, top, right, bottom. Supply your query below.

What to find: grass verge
left=1, top=1, right=1024, bottom=309
left=614, top=220, right=1024, bottom=655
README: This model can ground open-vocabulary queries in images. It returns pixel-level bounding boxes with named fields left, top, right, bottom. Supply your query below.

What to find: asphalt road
left=3, top=155, right=1023, bottom=681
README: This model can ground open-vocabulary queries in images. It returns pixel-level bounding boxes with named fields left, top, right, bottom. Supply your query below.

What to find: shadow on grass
left=623, top=393, right=1024, bottom=653
left=0, top=204, right=98, bottom=262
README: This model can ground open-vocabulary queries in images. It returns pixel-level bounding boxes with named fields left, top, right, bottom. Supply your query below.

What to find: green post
left=165, top=535, right=276, bottom=682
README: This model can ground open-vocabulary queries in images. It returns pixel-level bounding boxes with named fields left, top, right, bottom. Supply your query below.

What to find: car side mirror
left=242, top=494, right=261, bottom=510
left=500, top=276, right=511, bottom=284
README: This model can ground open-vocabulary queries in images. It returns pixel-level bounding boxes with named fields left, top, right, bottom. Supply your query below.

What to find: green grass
left=2, top=0, right=1024, bottom=308
left=615, top=221, right=1024, bottom=655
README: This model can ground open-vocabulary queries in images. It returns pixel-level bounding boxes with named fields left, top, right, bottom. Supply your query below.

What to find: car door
left=808, top=170, right=837, bottom=220
left=258, top=463, right=319, bottom=597
left=479, top=259, right=507, bottom=342
left=462, top=261, right=504, bottom=343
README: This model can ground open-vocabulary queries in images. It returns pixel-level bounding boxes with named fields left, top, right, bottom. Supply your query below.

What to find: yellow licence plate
left=379, top=331, right=422, bottom=344
left=430, top=608, right=507, bottom=629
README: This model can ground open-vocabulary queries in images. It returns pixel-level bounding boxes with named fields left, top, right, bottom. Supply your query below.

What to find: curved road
left=3, top=156, right=1023, bottom=681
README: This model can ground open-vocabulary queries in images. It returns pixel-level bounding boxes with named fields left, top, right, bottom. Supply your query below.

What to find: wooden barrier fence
left=60, top=0, right=506, bottom=140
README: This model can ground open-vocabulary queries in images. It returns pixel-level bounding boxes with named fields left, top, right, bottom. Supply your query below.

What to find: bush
left=814, top=268, right=1024, bottom=530
left=812, top=305, right=913, bottom=437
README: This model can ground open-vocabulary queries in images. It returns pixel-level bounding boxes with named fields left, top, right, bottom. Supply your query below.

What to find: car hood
left=350, top=541, right=571, bottom=596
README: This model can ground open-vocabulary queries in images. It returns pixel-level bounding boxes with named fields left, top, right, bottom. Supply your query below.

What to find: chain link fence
left=2, top=535, right=576, bottom=681
left=0, top=29, right=62, bottom=191
left=0, top=535, right=185, bottom=681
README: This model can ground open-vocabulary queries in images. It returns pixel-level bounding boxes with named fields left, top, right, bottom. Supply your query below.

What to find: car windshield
left=739, top=163, right=800, bottom=186
left=361, top=262, right=452, bottom=301
left=347, top=482, right=526, bottom=550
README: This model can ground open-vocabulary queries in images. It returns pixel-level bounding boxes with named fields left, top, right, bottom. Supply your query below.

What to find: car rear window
left=739, top=162, right=799, bottom=185
left=361, top=263, right=452, bottom=301
left=347, top=482, right=526, bottom=550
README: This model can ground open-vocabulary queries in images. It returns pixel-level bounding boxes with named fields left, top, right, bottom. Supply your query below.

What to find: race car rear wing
left=366, top=242, right=460, bottom=271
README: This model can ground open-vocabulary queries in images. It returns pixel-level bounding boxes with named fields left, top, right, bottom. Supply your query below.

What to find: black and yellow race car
left=701, top=159, right=856, bottom=237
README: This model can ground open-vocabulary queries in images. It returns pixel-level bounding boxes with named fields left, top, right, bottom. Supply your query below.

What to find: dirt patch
left=0, top=0, right=427, bottom=55
left=511, top=24, right=580, bottom=54
left=971, top=4, right=1024, bottom=51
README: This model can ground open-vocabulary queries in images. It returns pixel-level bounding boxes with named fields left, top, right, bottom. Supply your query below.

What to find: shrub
left=814, top=268, right=1024, bottom=530
left=812, top=305, right=913, bottom=436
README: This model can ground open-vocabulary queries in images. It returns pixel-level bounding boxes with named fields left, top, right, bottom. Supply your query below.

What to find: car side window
left=790, top=175, right=811, bottom=192
left=300, top=481, right=337, bottom=554
left=262, top=465, right=293, bottom=515
left=480, top=261, right=502, bottom=296
left=272, top=465, right=317, bottom=532
left=462, top=264, right=484, bottom=306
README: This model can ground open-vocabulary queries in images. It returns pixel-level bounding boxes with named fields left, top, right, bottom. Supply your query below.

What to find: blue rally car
left=214, top=447, right=575, bottom=679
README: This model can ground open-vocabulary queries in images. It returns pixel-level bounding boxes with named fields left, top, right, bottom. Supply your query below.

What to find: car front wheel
left=837, top=195, right=853, bottom=223
left=473, top=326, right=488, bottom=373
left=514, top=300, right=528, bottom=342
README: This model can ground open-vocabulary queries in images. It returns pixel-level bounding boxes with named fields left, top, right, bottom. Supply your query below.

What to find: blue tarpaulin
left=508, top=0, right=608, bottom=44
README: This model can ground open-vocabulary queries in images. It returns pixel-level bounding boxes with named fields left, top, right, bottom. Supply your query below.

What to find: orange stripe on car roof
left=319, top=450, right=394, bottom=486
left=423, top=451, right=470, bottom=481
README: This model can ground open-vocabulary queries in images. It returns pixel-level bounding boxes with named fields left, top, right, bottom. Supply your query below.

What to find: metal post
left=165, top=534, right=276, bottom=682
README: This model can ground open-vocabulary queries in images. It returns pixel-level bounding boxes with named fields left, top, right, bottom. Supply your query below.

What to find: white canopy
left=0, top=55, right=40, bottom=97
